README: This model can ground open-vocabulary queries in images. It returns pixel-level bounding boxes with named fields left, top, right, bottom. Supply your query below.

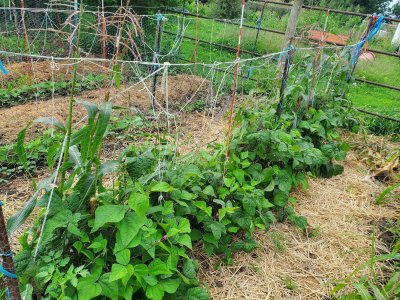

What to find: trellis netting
left=0, top=0, right=360, bottom=185
left=0, top=1, right=369, bottom=298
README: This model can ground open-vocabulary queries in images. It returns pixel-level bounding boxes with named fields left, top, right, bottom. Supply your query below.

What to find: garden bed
left=2, top=146, right=399, bottom=299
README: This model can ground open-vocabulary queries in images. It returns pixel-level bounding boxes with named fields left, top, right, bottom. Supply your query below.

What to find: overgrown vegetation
left=6, top=87, right=356, bottom=298
left=333, top=222, right=400, bottom=299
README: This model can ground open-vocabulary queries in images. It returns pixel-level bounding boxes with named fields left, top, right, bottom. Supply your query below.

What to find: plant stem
left=60, top=1, right=83, bottom=190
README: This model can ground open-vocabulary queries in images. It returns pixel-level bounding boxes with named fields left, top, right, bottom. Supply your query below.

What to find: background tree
left=216, top=0, right=242, bottom=19
left=392, top=1, right=400, bottom=17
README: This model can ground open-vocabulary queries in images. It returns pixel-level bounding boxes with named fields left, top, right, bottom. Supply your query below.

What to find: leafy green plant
left=7, top=89, right=355, bottom=299
left=332, top=225, right=400, bottom=300
left=0, top=74, right=104, bottom=108
left=0, top=130, right=63, bottom=185
left=332, top=246, right=400, bottom=299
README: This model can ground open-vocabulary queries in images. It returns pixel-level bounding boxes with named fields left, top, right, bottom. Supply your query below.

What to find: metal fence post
left=151, top=11, right=164, bottom=107
left=276, top=38, right=294, bottom=119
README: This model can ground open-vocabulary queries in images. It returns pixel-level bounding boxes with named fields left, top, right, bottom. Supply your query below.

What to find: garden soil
left=0, top=74, right=216, bottom=145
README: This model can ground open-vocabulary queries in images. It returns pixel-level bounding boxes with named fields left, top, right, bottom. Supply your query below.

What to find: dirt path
left=197, top=154, right=400, bottom=299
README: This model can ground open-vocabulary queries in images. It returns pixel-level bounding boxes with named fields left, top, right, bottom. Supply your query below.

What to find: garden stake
left=276, top=38, right=294, bottom=120
left=101, top=0, right=108, bottom=98
left=247, top=0, right=267, bottom=79
left=20, top=0, right=32, bottom=83
left=151, top=11, right=164, bottom=107
left=225, top=0, right=247, bottom=163
left=306, top=10, right=329, bottom=110
left=193, top=0, right=199, bottom=79
left=350, top=15, right=376, bottom=77
left=0, top=202, right=21, bottom=300
left=176, top=0, right=186, bottom=61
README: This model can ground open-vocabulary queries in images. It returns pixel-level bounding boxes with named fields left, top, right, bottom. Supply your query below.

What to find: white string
left=50, top=57, right=57, bottom=137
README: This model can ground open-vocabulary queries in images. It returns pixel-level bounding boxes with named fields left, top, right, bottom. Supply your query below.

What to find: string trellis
left=0, top=1, right=369, bottom=298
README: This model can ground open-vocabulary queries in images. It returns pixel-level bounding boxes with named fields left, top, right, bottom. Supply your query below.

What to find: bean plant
left=5, top=87, right=358, bottom=299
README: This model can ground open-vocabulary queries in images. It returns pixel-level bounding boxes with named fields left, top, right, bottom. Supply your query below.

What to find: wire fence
left=0, top=2, right=397, bottom=297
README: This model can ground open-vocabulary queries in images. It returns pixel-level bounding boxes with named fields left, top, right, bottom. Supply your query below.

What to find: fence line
left=356, top=108, right=400, bottom=123
left=251, top=0, right=400, bottom=23
left=164, top=29, right=400, bottom=93
left=165, top=9, right=400, bottom=60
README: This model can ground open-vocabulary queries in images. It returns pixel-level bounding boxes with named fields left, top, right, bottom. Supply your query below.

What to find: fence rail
left=251, top=0, right=400, bottom=23
left=164, top=29, right=400, bottom=93
left=166, top=9, right=400, bottom=59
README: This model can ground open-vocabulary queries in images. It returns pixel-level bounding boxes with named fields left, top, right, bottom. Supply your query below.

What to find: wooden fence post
left=283, top=0, right=304, bottom=48
left=279, top=0, right=303, bottom=76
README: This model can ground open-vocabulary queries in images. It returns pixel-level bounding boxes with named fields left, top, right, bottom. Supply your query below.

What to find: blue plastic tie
left=278, top=45, right=294, bottom=61
left=0, top=61, right=9, bottom=75
left=0, top=200, right=3, bottom=206
left=247, top=66, right=253, bottom=79
left=351, top=14, right=385, bottom=66
left=0, top=250, right=13, bottom=257
left=6, top=288, right=11, bottom=300
left=0, top=265, right=17, bottom=279
left=156, top=12, right=164, bottom=23
left=256, top=17, right=262, bottom=30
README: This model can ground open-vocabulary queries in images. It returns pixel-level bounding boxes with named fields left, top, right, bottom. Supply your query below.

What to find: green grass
left=348, top=84, right=400, bottom=117
left=163, top=10, right=400, bottom=122
left=354, top=55, right=400, bottom=87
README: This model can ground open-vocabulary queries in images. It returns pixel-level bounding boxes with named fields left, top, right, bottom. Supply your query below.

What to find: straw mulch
left=196, top=152, right=399, bottom=299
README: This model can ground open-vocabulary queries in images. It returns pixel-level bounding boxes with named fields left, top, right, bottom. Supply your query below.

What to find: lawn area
left=164, top=13, right=400, bottom=122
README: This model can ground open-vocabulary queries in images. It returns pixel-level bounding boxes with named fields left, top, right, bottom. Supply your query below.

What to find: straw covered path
left=196, top=152, right=399, bottom=299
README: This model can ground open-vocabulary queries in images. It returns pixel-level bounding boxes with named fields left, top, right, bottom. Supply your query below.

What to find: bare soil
left=0, top=74, right=217, bottom=145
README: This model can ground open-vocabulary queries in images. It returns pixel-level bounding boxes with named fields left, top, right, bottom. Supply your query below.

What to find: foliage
left=0, top=130, right=63, bottom=185
left=333, top=190, right=400, bottom=300
left=0, top=74, right=104, bottom=108
left=376, top=183, right=400, bottom=204
left=7, top=86, right=355, bottom=299
left=393, top=2, right=400, bottom=18
left=332, top=230, right=400, bottom=299
left=215, top=0, right=242, bottom=19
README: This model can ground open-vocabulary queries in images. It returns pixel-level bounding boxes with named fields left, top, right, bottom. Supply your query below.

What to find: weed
left=185, top=99, right=207, bottom=112
left=271, top=230, right=286, bottom=254
left=282, top=276, right=297, bottom=291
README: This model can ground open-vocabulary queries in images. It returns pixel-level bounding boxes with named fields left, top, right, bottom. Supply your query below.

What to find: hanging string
left=193, top=0, right=199, bottom=78
left=20, top=0, right=32, bottom=82
left=101, top=0, right=108, bottom=98
left=247, top=0, right=267, bottom=78
left=225, top=0, right=246, bottom=163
